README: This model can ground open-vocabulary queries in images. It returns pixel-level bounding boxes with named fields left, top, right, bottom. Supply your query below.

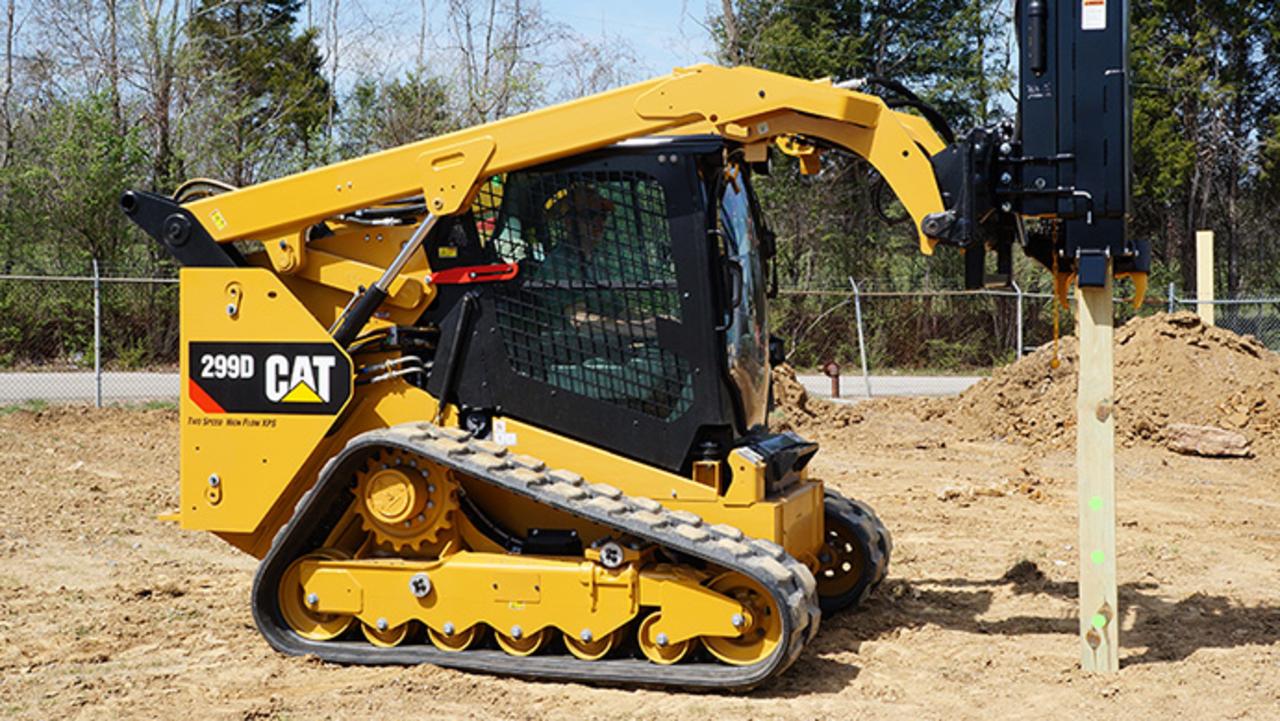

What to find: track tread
left=251, top=422, right=822, bottom=690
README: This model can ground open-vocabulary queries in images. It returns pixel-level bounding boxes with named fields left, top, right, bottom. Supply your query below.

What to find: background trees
left=0, top=0, right=1276, bottom=368
left=186, top=0, right=331, bottom=185
left=1129, top=0, right=1280, bottom=294
left=711, top=0, right=1280, bottom=366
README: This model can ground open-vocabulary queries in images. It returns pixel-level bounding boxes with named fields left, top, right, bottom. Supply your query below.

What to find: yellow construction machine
left=122, top=1, right=1144, bottom=689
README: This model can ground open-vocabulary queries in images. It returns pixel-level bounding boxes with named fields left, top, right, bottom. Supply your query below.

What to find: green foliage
left=136, top=400, right=179, bottom=411
left=110, top=341, right=150, bottom=371
left=1263, top=116, right=1280, bottom=200
left=2, top=1, right=1279, bottom=375
left=772, top=290, right=1025, bottom=371
left=716, top=0, right=1015, bottom=368
left=722, top=0, right=1008, bottom=126
left=99, top=282, right=180, bottom=370
left=1128, top=0, right=1280, bottom=291
left=339, top=73, right=454, bottom=159
left=718, top=0, right=1280, bottom=369
left=186, top=0, right=332, bottom=184
left=0, top=399, right=48, bottom=415
left=722, top=0, right=1010, bottom=295
left=0, top=93, right=145, bottom=272
left=0, top=277, right=179, bottom=370
left=0, top=279, right=93, bottom=368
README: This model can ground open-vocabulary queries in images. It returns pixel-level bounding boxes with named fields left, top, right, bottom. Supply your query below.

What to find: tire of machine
left=816, top=490, right=892, bottom=615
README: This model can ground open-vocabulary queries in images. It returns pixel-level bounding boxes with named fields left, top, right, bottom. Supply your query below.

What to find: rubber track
left=251, top=422, right=822, bottom=690
left=822, top=490, right=892, bottom=611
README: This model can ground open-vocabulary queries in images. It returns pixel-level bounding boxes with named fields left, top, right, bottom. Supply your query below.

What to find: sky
left=540, top=0, right=720, bottom=75
left=320, top=0, right=720, bottom=97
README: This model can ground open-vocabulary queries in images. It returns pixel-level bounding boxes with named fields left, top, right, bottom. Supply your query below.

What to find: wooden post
left=1196, top=230, right=1215, bottom=326
left=1076, top=270, right=1119, bottom=673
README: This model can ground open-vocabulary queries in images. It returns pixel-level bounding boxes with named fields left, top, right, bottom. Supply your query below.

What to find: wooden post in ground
left=1196, top=230, right=1215, bottom=326
left=1076, top=269, right=1119, bottom=673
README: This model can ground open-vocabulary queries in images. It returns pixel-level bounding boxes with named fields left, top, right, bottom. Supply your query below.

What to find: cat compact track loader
left=122, top=0, right=1144, bottom=690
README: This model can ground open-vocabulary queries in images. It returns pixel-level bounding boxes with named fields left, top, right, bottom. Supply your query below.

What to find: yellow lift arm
left=182, top=64, right=947, bottom=256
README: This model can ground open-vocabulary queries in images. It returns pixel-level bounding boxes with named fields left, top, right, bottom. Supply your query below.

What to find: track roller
left=426, top=623, right=483, bottom=652
left=637, top=613, right=691, bottom=665
left=362, top=620, right=412, bottom=648
left=495, top=627, right=552, bottom=656
left=564, top=627, right=624, bottom=661
left=700, top=572, right=782, bottom=666
left=278, top=548, right=355, bottom=641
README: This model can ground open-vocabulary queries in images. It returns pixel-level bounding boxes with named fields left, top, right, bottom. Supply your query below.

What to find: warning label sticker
left=1083, top=0, right=1106, bottom=31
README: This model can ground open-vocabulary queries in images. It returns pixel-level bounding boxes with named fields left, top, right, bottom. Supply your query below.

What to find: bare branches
left=444, top=0, right=558, bottom=124
left=552, top=31, right=641, bottom=102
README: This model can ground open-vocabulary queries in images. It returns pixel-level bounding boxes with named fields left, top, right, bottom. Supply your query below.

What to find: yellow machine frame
left=156, top=64, right=951, bottom=679
left=174, top=63, right=943, bottom=563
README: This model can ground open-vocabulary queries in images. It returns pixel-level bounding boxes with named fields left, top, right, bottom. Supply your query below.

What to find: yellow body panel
left=178, top=268, right=354, bottom=533
left=179, top=266, right=451, bottom=550
left=893, top=111, right=949, bottom=155
left=481, top=416, right=825, bottom=561
left=200, top=399, right=824, bottom=562
left=218, top=380, right=452, bottom=557
left=302, top=553, right=639, bottom=636
left=246, top=222, right=432, bottom=332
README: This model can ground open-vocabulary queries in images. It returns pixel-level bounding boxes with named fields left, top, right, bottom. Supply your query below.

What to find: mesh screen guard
left=469, top=171, right=694, bottom=421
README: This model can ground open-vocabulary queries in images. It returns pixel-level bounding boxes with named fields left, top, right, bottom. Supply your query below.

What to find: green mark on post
left=1091, top=613, right=1107, bottom=630
left=1089, top=495, right=1103, bottom=511
left=1091, top=550, right=1106, bottom=565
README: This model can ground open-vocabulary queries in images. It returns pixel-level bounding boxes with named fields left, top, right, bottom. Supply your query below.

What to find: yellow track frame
left=297, top=553, right=744, bottom=647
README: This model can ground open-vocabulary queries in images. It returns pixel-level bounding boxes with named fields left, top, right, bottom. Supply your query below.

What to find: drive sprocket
left=354, top=448, right=458, bottom=551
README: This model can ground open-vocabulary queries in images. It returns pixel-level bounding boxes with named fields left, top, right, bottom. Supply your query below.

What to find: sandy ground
left=1, top=405, right=1278, bottom=720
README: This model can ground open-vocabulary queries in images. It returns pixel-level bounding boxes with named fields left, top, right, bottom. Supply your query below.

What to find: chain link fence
left=0, top=264, right=178, bottom=405
left=1166, top=284, right=1280, bottom=349
left=2, top=268, right=1278, bottom=405
left=776, top=278, right=1280, bottom=400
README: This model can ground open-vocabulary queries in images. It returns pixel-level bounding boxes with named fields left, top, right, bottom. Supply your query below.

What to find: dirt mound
left=770, top=364, right=863, bottom=432
left=944, top=312, right=1280, bottom=451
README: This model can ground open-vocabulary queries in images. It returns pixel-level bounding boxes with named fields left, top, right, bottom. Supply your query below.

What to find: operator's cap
left=547, top=184, right=616, bottom=216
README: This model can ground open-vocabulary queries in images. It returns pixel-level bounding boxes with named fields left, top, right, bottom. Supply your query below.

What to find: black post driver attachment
left=919, top=0, right=1149, bottom=290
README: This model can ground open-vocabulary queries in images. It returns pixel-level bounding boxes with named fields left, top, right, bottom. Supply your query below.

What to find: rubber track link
left=251, top=422, right=822, bottom=690
left=820, top=490, right=892, bottom=614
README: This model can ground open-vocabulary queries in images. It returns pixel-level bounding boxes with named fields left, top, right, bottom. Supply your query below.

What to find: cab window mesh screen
left=470, top=171, right=693, bottom=420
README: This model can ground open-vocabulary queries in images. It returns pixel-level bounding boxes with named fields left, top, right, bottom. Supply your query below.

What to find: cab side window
left=470, top=170, right=693, bottom=420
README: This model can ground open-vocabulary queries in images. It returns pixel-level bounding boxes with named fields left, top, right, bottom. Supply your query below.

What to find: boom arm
left=127, top=64, right=950, bottom=261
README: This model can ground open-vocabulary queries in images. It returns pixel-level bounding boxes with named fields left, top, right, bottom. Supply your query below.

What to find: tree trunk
left=2, top=0, right=13, bottom=170
left=106, top=0, right=123, bottom=131
left=719, top=0, right=739, bottom=64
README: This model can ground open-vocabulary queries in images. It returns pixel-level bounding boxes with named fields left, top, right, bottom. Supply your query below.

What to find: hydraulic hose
left=864, top=76, right=956, bottom=145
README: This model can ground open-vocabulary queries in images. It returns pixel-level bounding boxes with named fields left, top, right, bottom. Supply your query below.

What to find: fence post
left=1167, top=282, right=1175, bottom=314
left=1196, top=230, right=1215, bottom=326
left=92, top=259, right=102, bottom=408
left=847, top=277, right=872, bottom=398
left=1012, top=280, right=1024, bottom=359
